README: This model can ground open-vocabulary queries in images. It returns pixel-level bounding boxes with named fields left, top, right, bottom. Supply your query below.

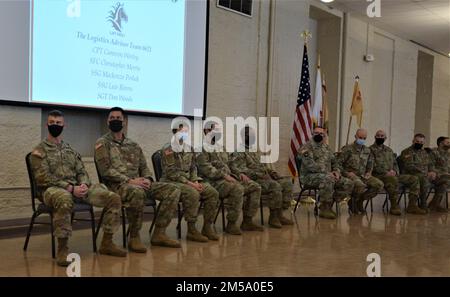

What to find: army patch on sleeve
left=95, top=143, right=103, bottom=150
left=31, top=149, right=43, bottom=158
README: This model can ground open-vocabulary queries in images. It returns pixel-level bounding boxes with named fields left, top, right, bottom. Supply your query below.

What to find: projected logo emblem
left=107, top=3, right=128, bottom=32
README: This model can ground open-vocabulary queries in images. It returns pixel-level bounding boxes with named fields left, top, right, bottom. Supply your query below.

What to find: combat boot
left=406, top=196, right=427, bottom=215
left=56, top=238, right=71, bottom=267
left=151, top=227, right=181, bottom=248
left=128, top=234, right=147, bottom=253
left=278, top=209, right=294, bottom=225
left=187, top=222, right=208, bottom=242
left=225, top=221, right=242, bottom=235
left=389, top=199, right=402, bottom=216
left=240, top=216, right=264, bottom=231
left=202, top=223, right=220, bottom=240
left=268, top=209, right=282, bottom=228
left=99, top=233, right=127, bottom=256
left=428, top=196, right=448, bottom=213
left=319, top=202, right=336, bottom=220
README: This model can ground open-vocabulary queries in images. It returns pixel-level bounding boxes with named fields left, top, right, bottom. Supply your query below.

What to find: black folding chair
left=23, top=153, right=97, bottom=258
left=293, top=154, right=323, bottom=216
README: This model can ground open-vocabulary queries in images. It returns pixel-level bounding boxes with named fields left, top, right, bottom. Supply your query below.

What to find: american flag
left=288, top=44, right=313, bottom=176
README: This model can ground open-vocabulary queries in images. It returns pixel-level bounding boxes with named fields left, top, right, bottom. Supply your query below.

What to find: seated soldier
left=299, top=127, right=354, bottom=219
left=370, top=130, right=421, bottom=215
left=197, top=121, right=263, bottom=234
left=399, top=133, right=438, bottom=213
left=160, top=119, right=220, bottom=242
left=30, top=110, right=126, bottom=267
left=95, top=107, right=182, bottom=249
left=339, top=129, right=384, bottom=214
left=428, top=136, right=450, bottom=212
left=230, top=126, right=294, bottom=228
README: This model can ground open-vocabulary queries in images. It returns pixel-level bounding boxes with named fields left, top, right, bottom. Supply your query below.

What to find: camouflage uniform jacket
left=399, top=145, right=435, bottom=175
left=429, top=147, right=450, bottom=176
left=339, top=143, right=374, bottom=177
left=30, top=139, right=90, bottom=197
left=95, top=132, right=154, bottom=189
left=369, top=144, right=399, bottom=176
left=160, top=142, right=202, bottom=183
left=299, top=140, right=341, bottom=178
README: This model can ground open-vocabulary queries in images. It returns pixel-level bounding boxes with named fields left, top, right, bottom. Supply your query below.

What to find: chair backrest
left=94, top=159, right=104, bottom=184
left=396, top=155, right=404, bottom=174
left=25, top=152, right=38, bottom=212
left=294, top=154, right=304, bottom=187
left=151, top=150, right=163, bottom=182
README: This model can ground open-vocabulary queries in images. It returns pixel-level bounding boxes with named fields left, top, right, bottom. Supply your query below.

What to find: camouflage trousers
left=256, top=177, right=293, bottom=210
left=173, top=182, right=219, bottom=224
left=415, top=173, right=450, bottom=206
left=350, top=176, right=384, bottom=201
left=300, top=174, right=354, bottom=203
left=116, top=182, right=180, bottom=235
left=43, top=184, right=121, bottom=239
left=240, top=180, right=261, bottom=218
left=210, top=180, right=243, bottom=223
left=376, top=174, right=420, bottom=202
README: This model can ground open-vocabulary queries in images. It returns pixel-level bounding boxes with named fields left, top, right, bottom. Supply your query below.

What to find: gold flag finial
left=301, top=30, right=312, bottom=44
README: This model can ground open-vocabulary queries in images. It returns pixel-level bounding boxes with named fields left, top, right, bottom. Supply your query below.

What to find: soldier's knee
left=129, top=187, right=146, bottom=207
left=107, top=192, right=122, bottom=209
left=232, top=183, right=244, bottom=197
left=54, top=194, right=74, bottom=211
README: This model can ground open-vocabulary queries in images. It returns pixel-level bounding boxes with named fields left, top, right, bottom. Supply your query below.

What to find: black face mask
left=313, top=134, right=323, bottom=143
left=443, top=145, right=450, bottom=151
left=375, top=138, right=385, bottom=145
left=109, top=120, right=123, bottom=132
left=48, top=124, right=63, bottom=138
left=413, top=143, right=423, bottom=150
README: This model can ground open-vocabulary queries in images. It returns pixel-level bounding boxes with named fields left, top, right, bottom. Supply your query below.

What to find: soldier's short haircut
left=47, top=110, right=63, bottom=118
left=437, top=136, right=449, bottom=146
left=414, top=133, right=426, bottom=139
left=109, top=107, right=125, bottom=116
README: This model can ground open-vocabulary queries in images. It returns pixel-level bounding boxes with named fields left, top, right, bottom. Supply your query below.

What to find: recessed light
left=320, top=0, right=335, bottom=3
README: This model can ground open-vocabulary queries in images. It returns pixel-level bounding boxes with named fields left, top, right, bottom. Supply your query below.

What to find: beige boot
left=56, top=238, right=71, bottom=267
left=202, top=223, right=220, bottom=241
left=268, top=209, right=282, bottom=228
left=406, top=195, right=427, bottom=215
left=319, top=202, right=337, bottom=220
left=99, top=233, right=127, bottom=257
left=128, top=234, right=147, bottom=253
left=389, top=199, right=402, bottom=216
left=240, top=216, right=264, bottom=232
left=151, top=227, right=181, bottom=248
left=225, top=221, right=242, bottom=235
left=187, top=222, right=209, bottom=242
left=278, top=209, right=294, bottom=225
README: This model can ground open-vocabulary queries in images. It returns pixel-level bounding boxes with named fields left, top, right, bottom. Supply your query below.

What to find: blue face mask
left=179, top=131, right=189, bottom=142
left=356, top=139, right=366, bottom=146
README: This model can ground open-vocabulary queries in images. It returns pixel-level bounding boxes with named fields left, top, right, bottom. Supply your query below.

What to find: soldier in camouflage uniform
left=299, top=127, right=354, bottom=219
left=160, top=120, right=220, bottom=242
left=95, top=107, right=182, bottom=250
left=370, top=130, right=423, bottom=215
left=427, top=136, right=450, bottom=212
left=30, top=110, right=125, bottom=267
left=399, top=133, right=439, bottom=212
left=196, top=121, right=263, bottom=234
left=339, top=129, right=384, bottom=214
left=229, top=126, right=294, bottom=228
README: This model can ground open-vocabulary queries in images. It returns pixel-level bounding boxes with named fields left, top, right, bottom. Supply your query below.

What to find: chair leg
left=50, top=213, right=56, bottom=259
left=23, top=212, right=37, bottom=251
left=121, top=207, right=127, bottom=248
left=149, top=203, right=161, bottom=237
left=294, top=190, right=306, bottom=214
left=221, top=201, right=226, bottom=230
left=214, top=200, right=223, bottom=224
left=370, top=197, right=374, bottom=213
left=382, top=196, right=388, bottom=212
left=260, top=197, right=264, bottom=225
left=94, top=208, right=106, bottom=243
left=89, top=208, right=97, bottom=252
left=177, top=203, right=182, bottom=239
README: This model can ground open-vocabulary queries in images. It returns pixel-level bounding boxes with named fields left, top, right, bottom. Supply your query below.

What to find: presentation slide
left=0, top=0, right=208, bottom=116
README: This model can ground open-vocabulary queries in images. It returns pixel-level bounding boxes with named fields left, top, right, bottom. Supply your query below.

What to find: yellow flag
left=350, top=79, right=363, bottom=127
